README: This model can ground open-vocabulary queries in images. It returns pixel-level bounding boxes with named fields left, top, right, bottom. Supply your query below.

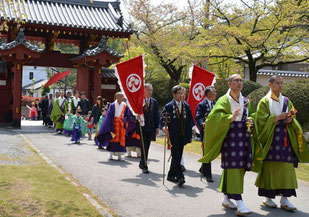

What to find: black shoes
left=167, top=176, right=186, bottom=186
left=139, top=164, right=149, bottom=174
left=167, top=176, right=178, bottom=183
left=206, top=177, right=214, bottom=182
left=142, top=168, right=149, bottom=174
left=178, top=178, right=185, bottom=187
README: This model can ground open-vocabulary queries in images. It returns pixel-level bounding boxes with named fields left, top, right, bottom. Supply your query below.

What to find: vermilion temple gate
left=0, top=0, right=132, bottom=127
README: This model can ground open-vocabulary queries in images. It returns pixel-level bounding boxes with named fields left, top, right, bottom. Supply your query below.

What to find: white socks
left=108, top=153, right=112, bottom=160
left=280, top=196, right=296, bottom=210
left=236, top=200, right=252, bottom=214
left=222, top=195, right=237, bottom=209
left=264, top=197, right=277, bottom=208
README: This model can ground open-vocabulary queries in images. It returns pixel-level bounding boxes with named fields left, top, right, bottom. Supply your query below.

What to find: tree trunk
left=248, top=62, right=257, bottom=82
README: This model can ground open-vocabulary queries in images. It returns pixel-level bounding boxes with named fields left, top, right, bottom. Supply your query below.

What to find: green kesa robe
left=65, top=98, right=73, bottom=113
left=254, top=95, right=309, bottom=190
left=198, top=94, right=262, bottom=194
left=50, top=98, right=68, bottom=129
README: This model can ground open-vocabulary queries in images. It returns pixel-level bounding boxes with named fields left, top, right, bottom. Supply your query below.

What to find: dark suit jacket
left=90, top=104, right=101, bottom=124
left=160, top=100, right=194, bottom=145
left=78, top=99, right=91, bottom=116
left=142, top=97, right=160, bottom=139
left=195, top=99, right=216, bottom=141
left=41, top=99, right=48, bottom=115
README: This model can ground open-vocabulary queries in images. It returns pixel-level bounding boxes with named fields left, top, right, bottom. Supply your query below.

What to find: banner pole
left=125, top=38, right=131, bottom=59
left=139, top=122, right=147, bottom=168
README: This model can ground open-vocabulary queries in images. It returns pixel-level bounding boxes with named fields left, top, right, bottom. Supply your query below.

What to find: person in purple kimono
left=97, top=92, right=128, bottom=161
left=125, top=109, right=141, bottom=158
left=199, top=74, right=259, bottom=215
left=255, top=75, right=309, bottom=211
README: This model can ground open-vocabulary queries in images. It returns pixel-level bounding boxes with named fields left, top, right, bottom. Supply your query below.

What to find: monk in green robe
left=254, top=75, right=309, bottom=211
left=199, top=74, right=262, bottom=215
left=50, top=92, right=68, bottom=134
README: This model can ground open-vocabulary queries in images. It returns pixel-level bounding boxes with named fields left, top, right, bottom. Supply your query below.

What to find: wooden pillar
left=92, top=67, right=102, bottom=105
left=76, top=67, right=91, bottom=100
left=12, top=63, right=22, bottom=128
left=0, top=66, right=12, bottom=123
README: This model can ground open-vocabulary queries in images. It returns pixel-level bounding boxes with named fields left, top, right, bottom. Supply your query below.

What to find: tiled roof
left=0, top=28, right=43, bottom=52
left=257, top=69, right=309, bottom=78
left=101, top=68, right=115, bottom=78
left=71, top=35, right=123, bottom=60
left=0, top=0, right=133, bottom=33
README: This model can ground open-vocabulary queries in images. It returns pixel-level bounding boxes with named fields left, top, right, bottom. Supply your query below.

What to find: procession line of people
left=45, top=75, right=308, bottom=216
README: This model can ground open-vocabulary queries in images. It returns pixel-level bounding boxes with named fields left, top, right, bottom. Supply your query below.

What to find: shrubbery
left=146, top=77, right=177, bottom=109
left=214, top=79, right=262, bottom=99
left=248, top=80, right=309, bottom=126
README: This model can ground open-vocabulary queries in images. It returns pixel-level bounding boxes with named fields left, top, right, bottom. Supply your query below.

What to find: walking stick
left=162, top=112, right=170, bottom=185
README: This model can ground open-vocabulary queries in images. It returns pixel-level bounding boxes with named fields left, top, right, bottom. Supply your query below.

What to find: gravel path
left=0, top=129, right=34, bottom=165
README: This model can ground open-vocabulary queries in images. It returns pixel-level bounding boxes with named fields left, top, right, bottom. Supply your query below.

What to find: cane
left=162, top=112, right=170, bottom=185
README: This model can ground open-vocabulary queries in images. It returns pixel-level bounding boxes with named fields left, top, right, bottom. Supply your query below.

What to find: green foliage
left=146, top=76, right=177, bottom=109
left=242, top=80, right=263, bottom=97
left=214, top=79, right=229, bottom=99
left=215, top=79, right=262, bottom=99
left=248, top=81, right=309, bottom=126
left=54, top=43, right=79, bottom=54
left=41, top=86, right=50, bottom=97
left=107, top=38, right=126, bottom=54
left=247, top=86, right=269, bottom=109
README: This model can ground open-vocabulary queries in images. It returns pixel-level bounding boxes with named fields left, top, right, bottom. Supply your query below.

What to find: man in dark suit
left=161, top=85, right=194, bottom=187
left=195, top=86, right=216, bottom=182
left=78, top=91, right=91, bottom=117
left=139, top=83, right=160, bottom=174
left=41, top=95, right=49, bottom=126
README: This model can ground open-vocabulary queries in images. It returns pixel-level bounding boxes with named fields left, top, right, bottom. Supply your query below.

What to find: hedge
left=146, top=77, right=177, bottom=109
left=248, top=80, right=309, bottom=126
left=214, top=79, right=262, bottom=99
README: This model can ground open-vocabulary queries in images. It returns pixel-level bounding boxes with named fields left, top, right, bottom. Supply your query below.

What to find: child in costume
left=69, top=107, right=87, bottom=144
left=85, top=111, right=94, bottom=140
left=27, top=102, right=38, bottom=120
left=95, top=107, right=107, bottom=148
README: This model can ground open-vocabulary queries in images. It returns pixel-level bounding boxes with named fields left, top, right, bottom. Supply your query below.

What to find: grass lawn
left=155, top=137, right=203, bottom=155
left=155, top=137, right=309, bottom=183
left=0, top=145, right=111, bottom=216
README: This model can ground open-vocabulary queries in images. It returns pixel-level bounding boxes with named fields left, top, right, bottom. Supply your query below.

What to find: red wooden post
left=76, top=67, right=91, bottom=99
left=12, top=63, right=22, bottom=128
left=92, top=67, right=102, bottom=104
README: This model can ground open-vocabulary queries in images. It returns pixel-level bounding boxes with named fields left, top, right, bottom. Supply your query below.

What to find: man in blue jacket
left=195, top=86, right=216, bottom=182
left=139, top=83, right=160, bottom=174
left=161, top=85, right=194, bottom=186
